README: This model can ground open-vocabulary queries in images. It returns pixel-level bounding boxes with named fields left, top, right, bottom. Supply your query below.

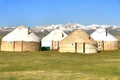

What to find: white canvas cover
left=41, top=29, right=68, bottom=49
left=2, top=26, right=40, bottom=42
left=90, top=28, right=118, bottom=41
left=27, top=33, right=40, bottom=42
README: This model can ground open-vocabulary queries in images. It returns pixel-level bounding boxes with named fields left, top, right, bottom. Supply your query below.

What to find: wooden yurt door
left=52, top=41, right=59, bottom=50
left=76, top=43, right=84, bottom=53
left=97, top=41, right=104, bottom=51
left=14, top=41, right=23, bottom=51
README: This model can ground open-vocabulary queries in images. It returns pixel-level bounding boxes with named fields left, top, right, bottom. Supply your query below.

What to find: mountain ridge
left=0, top=23, right=120, bottom=37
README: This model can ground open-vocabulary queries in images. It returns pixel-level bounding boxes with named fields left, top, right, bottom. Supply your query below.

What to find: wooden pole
left=21, top=41, right=23, bottom=51
left=52, top=41, right=53, bottom=50
left=83, top=43, right=85, bottom=53
left=102, top=41, right=104, bottom=51
left=13, top=41, right=15, bottom=51
left=75, top=42, right=77, bottom=53
left=58, top=41, right=59, bottom=50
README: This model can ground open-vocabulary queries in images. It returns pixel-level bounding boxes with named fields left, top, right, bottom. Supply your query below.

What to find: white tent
left=2, top=26, right=40, bottom=42
left=90, top=28, right=118, bottom=50
left=41, top=29, right=68, bottom=50
left=90, top=28, right=118, bottom=41
left=1, top=26, right=40, bottom=51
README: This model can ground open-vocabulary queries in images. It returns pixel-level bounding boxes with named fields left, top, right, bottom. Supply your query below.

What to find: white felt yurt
left=1, top=26, right=40, bottom=51
left=41, top=29, right=68, bottom=50
left=59, top=30, right=98, bottom=54
left=90, top=28, right=118, bottom=50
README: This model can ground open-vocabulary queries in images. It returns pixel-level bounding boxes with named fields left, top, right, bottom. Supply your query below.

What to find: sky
left=0, top=0, right=120, bottom=27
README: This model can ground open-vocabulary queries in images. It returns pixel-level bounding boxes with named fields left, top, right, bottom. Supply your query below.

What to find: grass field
left=0, top=50, right=120, bottom=80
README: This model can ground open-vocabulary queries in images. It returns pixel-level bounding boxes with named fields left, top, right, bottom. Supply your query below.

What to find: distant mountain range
left=0, top=23, right=120, bottom=38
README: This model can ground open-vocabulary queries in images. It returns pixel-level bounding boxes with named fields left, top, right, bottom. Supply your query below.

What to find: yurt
left=59, top=30, right=97, bottom=54
left=41, top=30, right=68, bottom=50
left=90, top=28, right=118, bottom=51
left=1, top=26, right=40, bottom=51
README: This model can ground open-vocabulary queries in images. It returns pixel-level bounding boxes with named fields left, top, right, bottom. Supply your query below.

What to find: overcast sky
left=0, top=0, right=120, bottom=27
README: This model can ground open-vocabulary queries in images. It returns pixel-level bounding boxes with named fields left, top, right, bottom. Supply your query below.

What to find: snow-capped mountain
left=32, top=23, right=88, bottom=33
left=0, top=27, right=16, bottom=35
left=87, top=24, right=120, bottom=30
left=32, top=23, right=120, bottom=32
left=0, top=23, right=120, bottom=36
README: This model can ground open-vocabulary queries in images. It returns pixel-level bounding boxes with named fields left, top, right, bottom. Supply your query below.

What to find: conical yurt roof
left=42, top=29, right=68, bottom=41
left=27, top=33, right=40, bottom=42
left=61, top=30, right=96, bottom=44
left=2, top=26, right=40, bottom=42
left=90, top=28, right=118, bottom=41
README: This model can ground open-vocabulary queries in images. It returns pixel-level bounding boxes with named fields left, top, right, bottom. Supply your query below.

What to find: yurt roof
left=42, top=29, right=68, bottom=41
left=2, top=26, right=40, bottom=42
left=90, top=28, right=118, bottom=41
left=27, top=33, right=40, bottom=42
left=61, top=30, right=96, bottom=44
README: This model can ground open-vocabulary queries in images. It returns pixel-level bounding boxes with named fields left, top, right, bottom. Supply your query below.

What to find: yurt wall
left=22, top=41, right=40, bottom=51
left=59, top=42, right=97, bottom=53
left=41, top=40, right=51, bottom=51
left=84, top=43, right=97, bottom=53
left=41, top=40, right=60, bottom=50
left=97, top=41, right=118, bottom=50
left=1, top=41, right=40, bottom=51
left=104, top=41, right=118, bottom=50
left=59, top=42, right=75, bottom=53
left=1, top=41, right=14, bottom=51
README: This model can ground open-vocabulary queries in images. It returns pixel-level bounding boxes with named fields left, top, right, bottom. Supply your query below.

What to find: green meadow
left=0, top=50, right=120, bottom=80
left=0, top=36, right=120, bottom=80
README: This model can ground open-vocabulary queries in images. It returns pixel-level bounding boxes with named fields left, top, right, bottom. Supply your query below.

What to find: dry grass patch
left=0, top=71, right=118, bottom=80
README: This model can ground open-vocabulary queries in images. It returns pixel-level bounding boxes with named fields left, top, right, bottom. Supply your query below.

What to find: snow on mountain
left=32, top=23, right=88, bottom=33
left=0, top=23, right=120, bottom=36
left=0, top=27, right=16, bottom=35
left=32, top=23, right=120, bottom=33
left=87, top=24, right=120, bottom=30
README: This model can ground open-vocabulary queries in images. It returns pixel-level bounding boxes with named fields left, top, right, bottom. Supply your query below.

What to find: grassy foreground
left=0, top=50, right=120, bottom=80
